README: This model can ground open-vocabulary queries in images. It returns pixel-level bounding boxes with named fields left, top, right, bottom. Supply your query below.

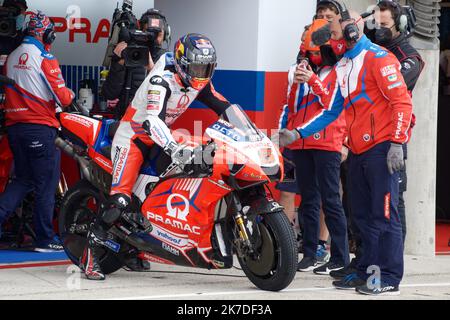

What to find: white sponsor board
left=26, top=0, right=154, bottom=66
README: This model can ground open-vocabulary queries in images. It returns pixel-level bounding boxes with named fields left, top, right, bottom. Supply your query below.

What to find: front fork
left=231, top=194, right=259, bottom=259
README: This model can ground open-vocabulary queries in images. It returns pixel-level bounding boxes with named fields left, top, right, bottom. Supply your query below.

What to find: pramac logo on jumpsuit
left=14, top=53, right=31, bottom=70
left=19, top=53, right=29, bottom=65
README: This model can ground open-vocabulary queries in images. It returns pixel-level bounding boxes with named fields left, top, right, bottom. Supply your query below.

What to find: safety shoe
left=313, top=261, right=344, bottom=275
left=356, top=283, right=400, bottom=296
left=297, top=256, right=320, bottom=272
left=34, top=236, right=64, bottom=252
left=333, top=273, right=365, bottom=290
left=80, top=245, right=105, bottom=281
left=330, top=258, right=357, bottom=279
left=315, top=244, right=330, bottom=264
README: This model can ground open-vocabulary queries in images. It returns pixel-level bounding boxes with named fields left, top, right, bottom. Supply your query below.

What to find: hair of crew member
left=316, top=0, right=340, bottom=22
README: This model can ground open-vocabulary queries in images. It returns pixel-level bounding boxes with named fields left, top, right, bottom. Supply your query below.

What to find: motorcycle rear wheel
left=58, top=179, right=125, bottom=275
left=238, top=210, right=298, bottom=291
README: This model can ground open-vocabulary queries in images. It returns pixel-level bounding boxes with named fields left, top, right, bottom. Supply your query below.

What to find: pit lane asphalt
left=0, top=255, right=449, bottom=300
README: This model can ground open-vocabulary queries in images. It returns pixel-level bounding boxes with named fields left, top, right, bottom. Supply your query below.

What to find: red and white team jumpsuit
left=110, top=53, right=230, bottom=197
left=279, top=64, right=346, bottom=152
left=3, top=36, right=74, bottom=127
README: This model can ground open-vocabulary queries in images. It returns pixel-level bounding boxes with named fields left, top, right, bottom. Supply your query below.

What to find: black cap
left=316, top=0, right=342, bottom=15
left=3, top=0, right=28, bottom=10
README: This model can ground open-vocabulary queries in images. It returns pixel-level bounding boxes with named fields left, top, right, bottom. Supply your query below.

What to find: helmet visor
left=187, top=62, right=215, bottom=79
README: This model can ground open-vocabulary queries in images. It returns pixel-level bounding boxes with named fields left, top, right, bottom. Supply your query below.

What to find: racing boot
left=80, top=194, right=131, bottom=280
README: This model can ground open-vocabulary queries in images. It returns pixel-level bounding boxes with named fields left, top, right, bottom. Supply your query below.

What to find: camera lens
left=131, top=50, right=141, bottom=61
left=0, top=21, right=9, bottom=32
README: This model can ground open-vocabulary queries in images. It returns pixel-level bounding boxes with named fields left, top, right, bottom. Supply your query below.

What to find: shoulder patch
left=41, top=52, right=55, bottom=60
left=165, top=52, right=174, bottom=66
left=150, top=75, right=164, bottom=85
left=368, top=44, right=388, bottom=58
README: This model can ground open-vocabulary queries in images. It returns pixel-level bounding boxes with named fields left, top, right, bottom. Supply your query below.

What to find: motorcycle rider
left=81, top=33, right=232, bottom=280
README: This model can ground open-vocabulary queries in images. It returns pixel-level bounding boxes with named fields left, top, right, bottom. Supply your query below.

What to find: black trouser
left=398, top=143, right=407, bottom=245
left=293, top=149, right=350, bottom=265
left=347, top=142, right=404, bottom=286
left=0, top=123, right=60, bottom=244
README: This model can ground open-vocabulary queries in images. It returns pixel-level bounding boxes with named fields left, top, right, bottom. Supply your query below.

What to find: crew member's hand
left=272, top=129, right=300, bottom=148
left=341, top=145, right=348, bottom=163
left=387, top=143, right=404, bottom=175
left=114, top=41, right=128, bottom=65
left=147, top=53, right=155, bottom=71
left=294, top=64, right=314, bottom=84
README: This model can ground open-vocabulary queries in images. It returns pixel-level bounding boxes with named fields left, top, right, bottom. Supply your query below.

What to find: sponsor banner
left=26, top=0, right=154, bottom=66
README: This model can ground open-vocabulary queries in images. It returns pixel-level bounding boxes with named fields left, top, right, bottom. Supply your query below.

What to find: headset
left=24, top=14, right=56, bottom=45
left=376, top=0, right=408, bottom=33
left=140, top=8, right=171, bottom=44
left=43, top=21, right=56, bottom=45
left=340, top=2, right=360, bottom=43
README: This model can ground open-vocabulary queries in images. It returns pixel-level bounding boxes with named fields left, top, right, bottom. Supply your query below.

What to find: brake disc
left=243, top=222, right=275, bottom=276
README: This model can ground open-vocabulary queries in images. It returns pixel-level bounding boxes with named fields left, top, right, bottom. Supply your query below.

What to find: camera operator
left=102, top=9, right=170, bottom=120
left=1, top=0, right=27, bottom=111
left=0, top=0, right=27, bottom=56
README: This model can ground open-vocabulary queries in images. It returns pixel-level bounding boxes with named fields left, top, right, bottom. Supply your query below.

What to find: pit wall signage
left=26, top=0, right=154, bottom=66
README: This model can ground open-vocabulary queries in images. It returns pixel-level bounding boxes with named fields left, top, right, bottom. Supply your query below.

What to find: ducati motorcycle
left=57, top=104, right=298, bottom=291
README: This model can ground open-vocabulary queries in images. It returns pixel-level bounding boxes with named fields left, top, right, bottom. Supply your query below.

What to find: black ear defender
left=43, top=25, right=56, bottom=45
left=340, top=2, right=360, bottom=43
left=140, top=8, right=171, bottom=44
left=317, top=1, right=360, bottom=43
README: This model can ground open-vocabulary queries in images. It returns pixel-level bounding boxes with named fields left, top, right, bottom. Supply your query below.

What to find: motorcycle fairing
left=141, top=176, right=232, bottom=267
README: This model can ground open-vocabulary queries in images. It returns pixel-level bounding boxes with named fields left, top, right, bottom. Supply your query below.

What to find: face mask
left=299, top=43, right=306, bottom=56
left=330, top=38, right=347, bottom=56
left=310, top=54, right=323, bottom=67
left=374, top=26, right=393, bottom=46
left=15, top=14, right=25, bottom=31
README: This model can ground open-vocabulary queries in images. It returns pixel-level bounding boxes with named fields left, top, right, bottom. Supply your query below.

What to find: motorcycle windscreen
left=205, top=104, right=280, bottom=168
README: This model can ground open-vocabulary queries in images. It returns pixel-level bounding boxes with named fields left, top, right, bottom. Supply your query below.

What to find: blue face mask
left=15, top=14, right=25, bottom=31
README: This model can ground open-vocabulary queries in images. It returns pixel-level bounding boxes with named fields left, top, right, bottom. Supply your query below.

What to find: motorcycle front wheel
left=237, top=210, right=298, bottom=291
